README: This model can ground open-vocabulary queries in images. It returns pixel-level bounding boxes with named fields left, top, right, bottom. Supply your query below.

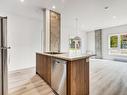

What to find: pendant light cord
left=75, top=18, right=78, bottom=35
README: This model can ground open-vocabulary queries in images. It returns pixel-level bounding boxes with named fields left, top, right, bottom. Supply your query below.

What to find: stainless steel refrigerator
left=0, top=16, right=8, bottom=95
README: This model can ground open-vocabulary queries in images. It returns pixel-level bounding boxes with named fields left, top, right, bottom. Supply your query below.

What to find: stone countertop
left=37, top=52, right=95, bottom=61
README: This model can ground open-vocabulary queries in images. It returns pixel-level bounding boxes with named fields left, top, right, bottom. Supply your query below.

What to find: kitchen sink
left=45, top=52, right=63, bottom=54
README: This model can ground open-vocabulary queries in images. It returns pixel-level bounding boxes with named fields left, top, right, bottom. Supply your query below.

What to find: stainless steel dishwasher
left=51, top=58, right=67, bottom=95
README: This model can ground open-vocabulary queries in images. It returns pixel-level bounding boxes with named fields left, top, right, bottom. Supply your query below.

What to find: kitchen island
left=36, top=52, right=93, bottom=95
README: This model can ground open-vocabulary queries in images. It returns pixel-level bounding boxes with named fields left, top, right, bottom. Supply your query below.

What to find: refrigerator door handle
left=0, top=47, right=11, bottom=50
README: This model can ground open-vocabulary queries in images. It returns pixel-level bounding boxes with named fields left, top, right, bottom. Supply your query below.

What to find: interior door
left=0, top=17, right=8, bottom=95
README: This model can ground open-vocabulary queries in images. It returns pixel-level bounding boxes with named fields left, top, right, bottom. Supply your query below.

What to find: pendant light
left=69, top=17, right=82, bottom=56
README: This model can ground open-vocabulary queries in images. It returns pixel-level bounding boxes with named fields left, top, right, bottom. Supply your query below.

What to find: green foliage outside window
left=110, top=36, right=118, bottom=48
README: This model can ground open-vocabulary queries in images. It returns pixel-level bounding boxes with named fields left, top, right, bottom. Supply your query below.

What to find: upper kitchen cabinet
left=43, top=9, right=61, bottom=52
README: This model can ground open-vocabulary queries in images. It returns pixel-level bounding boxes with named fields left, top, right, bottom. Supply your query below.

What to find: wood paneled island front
left=36, top=52, right=93, bottom=95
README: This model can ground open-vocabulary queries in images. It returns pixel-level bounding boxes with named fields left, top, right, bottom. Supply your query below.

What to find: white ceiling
left=0, top=0, right=127, bottom=31
left=62, top=0, right=127, bottom=31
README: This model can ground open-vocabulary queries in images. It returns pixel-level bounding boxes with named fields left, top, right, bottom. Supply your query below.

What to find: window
left=110, top=35, right=118, bottom=48
left=109, top=33, right=127, bottom=56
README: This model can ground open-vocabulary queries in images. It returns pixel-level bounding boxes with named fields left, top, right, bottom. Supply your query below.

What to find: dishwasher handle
left=54, top=59, right=67, bottom=64
left=55, top=61, right=60, bottom=64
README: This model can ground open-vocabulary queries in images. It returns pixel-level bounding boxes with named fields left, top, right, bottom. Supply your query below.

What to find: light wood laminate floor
left=8, top=68, right=55, bottom=95
left=8, top=59, right=127, bottom=95
left=90, top=59, right=127, bottom=95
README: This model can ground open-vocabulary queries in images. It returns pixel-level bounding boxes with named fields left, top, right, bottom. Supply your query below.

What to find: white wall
left=86, top=31, right=95, bottom=54
left=8, top=14, right=43, bottom=71
left=102, top=25, right=127, bottom=61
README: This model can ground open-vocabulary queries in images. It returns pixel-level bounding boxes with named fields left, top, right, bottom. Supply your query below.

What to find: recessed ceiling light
left=52, top=5, right=56, bottom=9
left=104, top=6, right=109, bottom=10
left=113, top=16, right=116, bottom=19
left=20, top=0, right=24, bottom=3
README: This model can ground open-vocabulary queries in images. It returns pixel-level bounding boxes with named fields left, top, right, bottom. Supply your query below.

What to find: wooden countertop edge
left=36, top=52, right=95, bottom=61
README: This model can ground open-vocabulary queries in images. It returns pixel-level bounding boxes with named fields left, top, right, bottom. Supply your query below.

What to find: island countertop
left=36, top=52, right=94, bottom=61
